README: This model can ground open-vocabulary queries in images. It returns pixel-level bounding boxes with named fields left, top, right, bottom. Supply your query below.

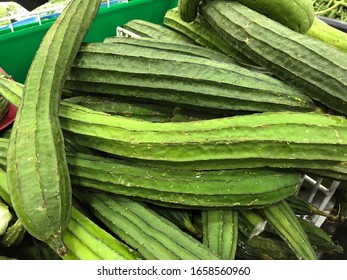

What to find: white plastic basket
left=116, top=26, right=141, bottom=38
left=296, top=175, right=340, bottom=227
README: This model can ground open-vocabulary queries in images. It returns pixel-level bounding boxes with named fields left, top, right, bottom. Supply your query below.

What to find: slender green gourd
left=6, top=0, right=101, bottom=256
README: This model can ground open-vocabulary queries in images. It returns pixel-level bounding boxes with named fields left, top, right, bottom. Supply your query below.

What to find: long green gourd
left=200, top=0, right=347, bottom=116
left=67, top=152, right=301, bottom=208
left=6, top=0, right=101, bottom=256
left=65, top=38, right=316, bottom=114
left=0, top=138, right=301, bottom=208
left=1, top=76, right=347, bottom=180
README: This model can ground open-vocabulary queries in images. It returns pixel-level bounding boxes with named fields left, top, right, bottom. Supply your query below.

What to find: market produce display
left=0, top=0, right=346, bottom=260
left=312, top=0, right=347, bottom=21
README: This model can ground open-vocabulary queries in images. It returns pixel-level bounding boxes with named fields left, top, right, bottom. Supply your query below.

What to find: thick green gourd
left=67, top=152, right=301, bottom=208
left=236, top=0, right=315, bottom=33
left=0, top=139, right=303, bottom=208
left=2, top=76, right=347, bottom=180
left=76, top=190, right=221, bottom=260
left=59, top=103, right=347, bottom=175
left=200, top=0, right=347, bottom=116
left=6, top=0, right=101, bottom=256
left=65, top=37, right=316, bottom=114
left=0, top=139, right=302, bottom=208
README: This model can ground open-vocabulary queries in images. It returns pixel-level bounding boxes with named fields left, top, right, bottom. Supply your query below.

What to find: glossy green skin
left=202, top=209, right=238, bottom=259
left=65, top=38, right=316, bottom=114
left=6, top=0, right=101, bottom=256
left=259, top=200, right=317, bottom=260
left=201, top=0, right=347, bottom=116
left=77, top=191, right=221, bottom=260
left=236, top=0, right=315, bottom=33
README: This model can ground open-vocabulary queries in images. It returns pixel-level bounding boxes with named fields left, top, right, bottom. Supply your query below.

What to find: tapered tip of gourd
left=47, top=236, right=69, bottom=257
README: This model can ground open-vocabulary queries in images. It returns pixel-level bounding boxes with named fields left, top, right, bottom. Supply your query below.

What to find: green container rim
left=0, top=0, right=178, bottom=83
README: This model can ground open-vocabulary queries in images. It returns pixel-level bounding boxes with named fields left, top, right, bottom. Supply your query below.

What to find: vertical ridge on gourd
left=200, top=0, right=347, bottom=116
left=6, top=0, right=101, bottom=256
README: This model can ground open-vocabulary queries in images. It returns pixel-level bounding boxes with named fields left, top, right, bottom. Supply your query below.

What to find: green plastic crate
left=0, top=0, right=178, bottom=83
